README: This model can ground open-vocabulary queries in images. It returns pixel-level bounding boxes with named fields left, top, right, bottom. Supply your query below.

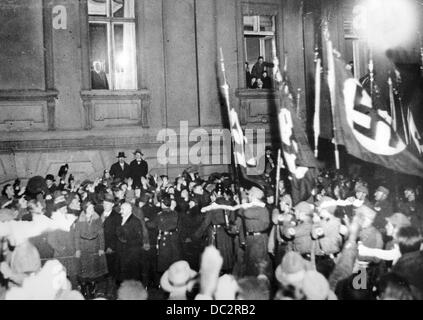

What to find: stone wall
left=0, top=0, right=308, bottom=184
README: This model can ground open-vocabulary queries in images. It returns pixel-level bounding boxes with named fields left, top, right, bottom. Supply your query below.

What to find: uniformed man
left=372, top=186, right=393, bottom=233
left=177, top=190, right=204, bottom=272
left=155, top=194, right=181, bottom=274
left=397, top=187, right=423, bottom=233
left=285, top=201, right=315, bottom=258
left=314, top=196, right=345, bottom=278
left=269, top=194, right=294, bottom=267
left=355, top=204, right=384, bottom=286
left=237, top=186, right=271, bottom=277
left=194, top=184, right=236, bottom=273
left=357, top=205, right=384, bottom=256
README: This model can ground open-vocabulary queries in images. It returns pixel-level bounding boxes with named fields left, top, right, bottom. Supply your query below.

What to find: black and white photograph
left=0, top=0, right=423, bottom=306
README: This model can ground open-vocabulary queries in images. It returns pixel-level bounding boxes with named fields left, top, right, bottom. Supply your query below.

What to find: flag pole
left=418, top=32, right=423, bottom=78
left=219, top=48, right=241, bottom=195
left=313, top=50, right=322, bottom=158
left=400, top=102, right=410, bottom=146
left=368, top=48, right=374, bottom=99
left=274, top=149, right=282, bottom=205
left=296, top=88, right=302, bottom=119
left=388, top=77, right=397, bottom=132
left=394, top=72, right=410, bottom=145
left=324, top=24, right=340, bottom=170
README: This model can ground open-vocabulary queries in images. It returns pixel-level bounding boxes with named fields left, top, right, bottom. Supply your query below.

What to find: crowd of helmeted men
left=0, top=148, right=422, bottom=300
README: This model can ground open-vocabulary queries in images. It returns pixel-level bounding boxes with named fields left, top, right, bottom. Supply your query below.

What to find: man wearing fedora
left=110, top=152, right=130, bottom=182
left=129, top=149, right=148, bottom=189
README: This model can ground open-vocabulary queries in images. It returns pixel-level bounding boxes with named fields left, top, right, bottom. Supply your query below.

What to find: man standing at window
left=91, top=61, right=109, bottom=90
left=129, top=149, right=148, bottom=188
left=251, top=56, right=274, bottom=80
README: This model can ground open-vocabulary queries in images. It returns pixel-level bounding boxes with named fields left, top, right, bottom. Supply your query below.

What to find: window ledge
left=0, top=89, right=59, bottom=101
left=80, top=89, right=150, bottom=100
left=235, top=88, right=279, bottom=99
left=80, top=89, right=151, bottom=130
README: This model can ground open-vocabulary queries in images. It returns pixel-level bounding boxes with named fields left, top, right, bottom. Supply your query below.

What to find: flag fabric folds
left=227, top=106, right=267, bottom=190
left=219, top=48, right=267, bottom=191
left=327, top=47, right=423, bottom=178
left=408, top=108, right=423, bottom=155
left=273, top=58, right=318, bottom=204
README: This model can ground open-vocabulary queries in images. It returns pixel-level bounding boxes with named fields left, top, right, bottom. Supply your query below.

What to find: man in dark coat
left=91, top=61, right=109, bottom=89
left=129, top=149, right=148, bottom=189
left=261, top=71, right=272, bottom=89
left=251, top=56, right=274, bottom=79
left=115, top=202, right=150, bottom=285
left=45, top=174, right=57, bottom=196
left=397, top=187, right=423, bottom=233
left=110, top=152, right=130, bottom=182
left=138, top=193, right=161, bottom=288
left=101, top=193, right=121, bottom=298
left=44, top=174, right=57, bottom=218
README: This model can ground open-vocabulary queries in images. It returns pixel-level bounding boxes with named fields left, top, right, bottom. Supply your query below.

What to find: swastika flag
left=330, top=53, right=423, bottom=177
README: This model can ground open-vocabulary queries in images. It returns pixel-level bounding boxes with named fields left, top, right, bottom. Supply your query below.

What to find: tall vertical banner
left=219, top=49, right=266, bottom=190
left=273, top=57, right=318, bottom=204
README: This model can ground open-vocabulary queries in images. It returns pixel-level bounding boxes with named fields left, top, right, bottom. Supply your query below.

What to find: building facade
left=0, top=0, right=421, bottom=183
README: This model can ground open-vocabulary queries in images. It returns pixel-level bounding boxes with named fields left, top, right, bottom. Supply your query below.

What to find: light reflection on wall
left=353, top=0, right=419, bottom=51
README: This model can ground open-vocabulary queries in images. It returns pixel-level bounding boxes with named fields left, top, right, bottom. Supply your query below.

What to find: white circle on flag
left=343, top=79, right=406, bottom=156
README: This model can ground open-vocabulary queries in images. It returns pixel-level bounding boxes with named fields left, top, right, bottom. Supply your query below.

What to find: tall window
left=343, top=2, right=370, bottom=80
left=243, top=15, right=276, bottom=88
left=88, top=0, right=137, bottom=90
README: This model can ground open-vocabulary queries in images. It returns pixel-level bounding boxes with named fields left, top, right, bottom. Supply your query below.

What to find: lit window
left=243, top=15, right=276, bottom=89
left=88, top=0, right=137, bottom=90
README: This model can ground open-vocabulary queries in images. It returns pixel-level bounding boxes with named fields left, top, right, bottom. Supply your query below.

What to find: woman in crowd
left=47, top=194, right=79, bottom=290
left=74, top=200, right=108, bottom=299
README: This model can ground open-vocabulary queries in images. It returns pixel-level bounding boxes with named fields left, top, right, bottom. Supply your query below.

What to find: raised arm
left=358, top=244, right=400, bottom=261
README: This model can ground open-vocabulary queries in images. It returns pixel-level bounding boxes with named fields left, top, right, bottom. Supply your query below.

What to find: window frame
left=87, top=0, right=139, bottom=91
left=243, top=15, right=277, bottom=71
left=236, top=2, right=283, bottom=89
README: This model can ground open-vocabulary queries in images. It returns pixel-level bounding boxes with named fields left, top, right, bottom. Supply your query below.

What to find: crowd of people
left=0, top=147, right=422, bottom=300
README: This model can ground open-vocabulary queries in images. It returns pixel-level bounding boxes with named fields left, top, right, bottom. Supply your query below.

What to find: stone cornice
left=0, top=125, right=274, bottom=153
left=0, top=89, right=59, bottom=101
left=235, top=88, right=280, bottom=99
left=80, top=89, right=150, bottom=100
